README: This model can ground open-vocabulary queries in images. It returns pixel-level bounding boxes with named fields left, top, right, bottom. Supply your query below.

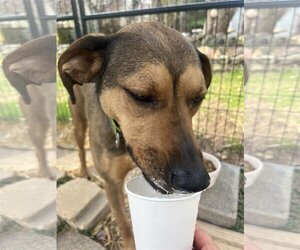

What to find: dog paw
left=79, top=170, right=91, bottom=180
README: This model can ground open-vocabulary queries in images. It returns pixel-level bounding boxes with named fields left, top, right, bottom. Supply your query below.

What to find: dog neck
left=80, top=83, right=127, bottom=155
left=111, top=119, right=124, bottom=149
left=98, top=104, right=127, bottom=155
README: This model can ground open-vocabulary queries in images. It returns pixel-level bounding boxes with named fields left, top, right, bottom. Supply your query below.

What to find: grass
left=56, top=174, right=73, bottom=187
left=246, top=69, right=300, bottom=111
left=0, top=176, right=26, bottom=188
left=57, top=102, right=71, bottom=122
left=0, top=101, right=22, bottom=120
left=57, top=77, right=71, bottom=121
left=193, top=68, right=244, bottom=164
left=245, top=68, right=300, bottom=161
left=207, top=68, right=244, bottom=111
left=0, top=56, right=23, bottom=120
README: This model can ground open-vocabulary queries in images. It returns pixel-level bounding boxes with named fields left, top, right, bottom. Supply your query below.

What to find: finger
left=194, top=227, right=218, bottom=250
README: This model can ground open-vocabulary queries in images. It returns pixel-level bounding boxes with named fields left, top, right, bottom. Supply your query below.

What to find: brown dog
left=2, top=35, right=56, bottom=179
left=58, top=22, right=212, bottom=249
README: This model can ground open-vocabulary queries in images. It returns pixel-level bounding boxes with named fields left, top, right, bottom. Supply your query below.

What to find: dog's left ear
left=195, top=49, right=212, bottom=89
left=2, top=35, right=56, bottom=104
left=58, top=33, right=119, bottom=104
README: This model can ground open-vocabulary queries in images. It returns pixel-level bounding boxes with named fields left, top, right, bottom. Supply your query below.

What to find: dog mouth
left=126, top=144, right=175, bottom=194
left=126, top=145, right=173, bottom=194
left=142, top=173, right=174, bottom=194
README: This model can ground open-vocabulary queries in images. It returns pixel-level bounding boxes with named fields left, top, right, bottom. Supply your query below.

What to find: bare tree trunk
left=154, top=0, right=164, bottom=23
left=244, top=8, right=288, bottom=36
left=204, top=8, right=236, bottom=36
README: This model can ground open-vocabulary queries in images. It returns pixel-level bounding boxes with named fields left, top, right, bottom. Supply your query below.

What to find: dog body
left=59, top=22, right=212, bottom=249
left=69, top=83, right=134, bottom=247
left=70, top=83, right=129, bottom=177
left=2, top=35, right=56, bottom=179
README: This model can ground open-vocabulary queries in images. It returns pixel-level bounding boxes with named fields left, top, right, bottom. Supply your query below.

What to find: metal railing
left=57, top=0, right=243, bottom=38
left=0, top=0, right=39, bottom=38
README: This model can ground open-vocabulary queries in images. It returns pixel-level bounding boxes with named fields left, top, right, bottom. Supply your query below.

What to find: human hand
left=193, top=227, right=219, bottom=250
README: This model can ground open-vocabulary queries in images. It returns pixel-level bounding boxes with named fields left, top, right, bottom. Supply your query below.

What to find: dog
left=58, top=22, right=212, bottom=249
left=2, top=35, right=56, bottom=179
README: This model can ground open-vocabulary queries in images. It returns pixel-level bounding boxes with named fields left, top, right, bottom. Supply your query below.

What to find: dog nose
left=170, top=167, right=210, bottom=192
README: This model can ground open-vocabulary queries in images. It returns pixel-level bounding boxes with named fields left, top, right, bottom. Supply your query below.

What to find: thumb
left=194, top=227, right=219, bottom=250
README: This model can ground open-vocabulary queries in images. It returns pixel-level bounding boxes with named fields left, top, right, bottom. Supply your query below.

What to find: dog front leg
left=69, top=97, right=89, bottom=178
left=25, top=109, right=53, bottom=178
left=105, top=181, right=135, bottom=250
left=98, top=154, right=135, bottom=250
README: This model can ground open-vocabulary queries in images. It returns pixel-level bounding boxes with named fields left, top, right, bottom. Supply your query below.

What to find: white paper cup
left=244, top=154, right=263, bottom=188
left=125, top=175, right=201, bottom=250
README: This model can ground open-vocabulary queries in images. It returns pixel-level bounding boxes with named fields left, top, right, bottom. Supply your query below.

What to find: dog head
left=59, top=22, right=212, bottom=194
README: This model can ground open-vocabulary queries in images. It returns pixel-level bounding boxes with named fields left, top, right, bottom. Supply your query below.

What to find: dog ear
left=58, top=34, right=116, bottom=104
left=195, top=49, right=212, bottom=89
left=2, top=35, right=56, bottom=104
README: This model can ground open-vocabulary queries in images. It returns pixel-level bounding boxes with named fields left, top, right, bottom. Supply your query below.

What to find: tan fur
left=100, top=63, right=207, bottom=190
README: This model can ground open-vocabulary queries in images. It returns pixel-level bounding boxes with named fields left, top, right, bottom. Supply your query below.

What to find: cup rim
left=203, top=152, right=221, bottom=172
left=125, top=175, right=201, bottom=202
left=244, top=154, right=264, bottom=188
left=244, top=154, right=263, bottom=172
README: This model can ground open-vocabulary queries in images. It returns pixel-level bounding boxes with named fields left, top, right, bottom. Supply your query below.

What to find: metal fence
left=0, top=0, right=56, bottom=41
left=244, top=1, right=300, bottom=166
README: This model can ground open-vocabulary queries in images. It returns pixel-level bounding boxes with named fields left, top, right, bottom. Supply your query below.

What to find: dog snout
left=170, top=165, right=210, bottom=192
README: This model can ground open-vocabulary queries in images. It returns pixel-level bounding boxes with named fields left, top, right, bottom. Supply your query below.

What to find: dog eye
left=124, top=88, right=154, bottom=104
left=191, top=96, right=205, bottom=106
